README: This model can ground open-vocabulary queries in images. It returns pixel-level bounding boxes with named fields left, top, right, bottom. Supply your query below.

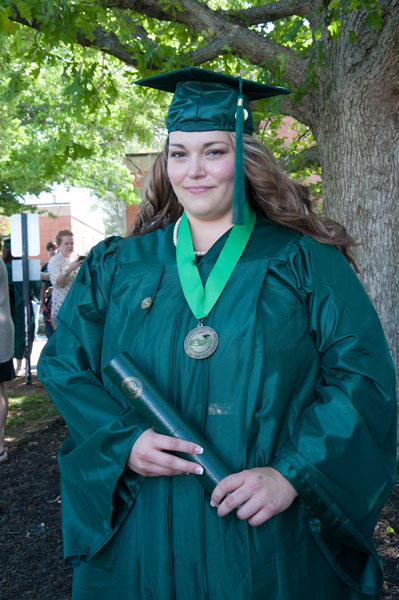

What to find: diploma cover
left=104, top=352, right=231, bottom=494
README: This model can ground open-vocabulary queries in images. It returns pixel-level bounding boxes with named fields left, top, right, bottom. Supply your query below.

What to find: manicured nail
left=210, top=500, right=216, bottom=507
left=194, top=466, right=204, bottom=475
left=194, top=446, right=203, bottom=454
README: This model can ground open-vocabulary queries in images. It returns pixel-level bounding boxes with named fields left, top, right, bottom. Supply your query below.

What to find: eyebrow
left=169, top=141, right=230, bottom=148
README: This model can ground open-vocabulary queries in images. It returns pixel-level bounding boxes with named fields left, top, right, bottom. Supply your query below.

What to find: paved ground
left=31, top=335, right=47, bottom=371
left=14, top=334, right=48, bottom=379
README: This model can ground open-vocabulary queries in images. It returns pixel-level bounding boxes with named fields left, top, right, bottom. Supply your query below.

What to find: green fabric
left=233, top=82, right=246, bottom=223
left=38, top=216, right=396, bottom=600
left=176, top=207, right=255, bottom=320
left=135, top=68, right=291, bottom=135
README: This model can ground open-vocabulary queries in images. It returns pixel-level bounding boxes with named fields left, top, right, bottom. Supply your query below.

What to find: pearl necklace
left=173, top=217, right=208, bottom=256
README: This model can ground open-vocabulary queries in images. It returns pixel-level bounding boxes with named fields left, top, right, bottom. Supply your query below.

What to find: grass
left=7, top=393, right=59, bottom=428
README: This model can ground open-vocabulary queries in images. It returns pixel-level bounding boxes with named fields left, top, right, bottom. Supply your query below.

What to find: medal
left=176, top=206, right=256, bottom=359
left=184, top=323, right=219, bottom=360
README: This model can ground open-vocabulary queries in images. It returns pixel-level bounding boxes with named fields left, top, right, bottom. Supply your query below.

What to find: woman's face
left=167, top=130, right=235, bottom=222
left=59, top=236, right=74, bottom=258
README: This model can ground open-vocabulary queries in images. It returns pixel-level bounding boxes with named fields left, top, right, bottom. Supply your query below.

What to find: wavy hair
left=127, top=134, right=357, bottom=268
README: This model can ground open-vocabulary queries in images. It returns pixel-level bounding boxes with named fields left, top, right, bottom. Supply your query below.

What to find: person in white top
left=48, top=229, right=84, bottom=330
left=0, top=253, right=15, bottom=463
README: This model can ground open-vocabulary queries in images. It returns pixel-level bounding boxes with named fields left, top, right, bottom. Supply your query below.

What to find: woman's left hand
left=210, top=467, right=298, bottom=526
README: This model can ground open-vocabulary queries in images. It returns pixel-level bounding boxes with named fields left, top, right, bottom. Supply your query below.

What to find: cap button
left=141, top=297, right=152, bottom=310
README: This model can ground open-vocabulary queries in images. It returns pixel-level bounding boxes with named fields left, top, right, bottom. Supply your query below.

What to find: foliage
left=0, top=0, right=385, bottom=216
left=0, top=28, right=167, bottom=216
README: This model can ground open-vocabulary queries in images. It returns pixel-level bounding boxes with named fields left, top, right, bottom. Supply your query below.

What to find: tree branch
left=130, top=0, right=309, bottom=90
left=189, top=40, right=229, bottom=66
left=216, top=0, right=314, bottom=26
left=11, top=0, right=312, bottom=112
left=277, top=144, right=320, bottom=176
left=10, top=11, right=159, bottom=69
left=75, top=27, right=141, bottom=67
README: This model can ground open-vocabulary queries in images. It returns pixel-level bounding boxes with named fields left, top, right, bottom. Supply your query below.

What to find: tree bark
left=312, top=3, right=399, bottom=378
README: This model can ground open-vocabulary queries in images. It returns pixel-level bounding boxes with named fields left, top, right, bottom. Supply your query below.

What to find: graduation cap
left=135, top=67, right=291, bottom=224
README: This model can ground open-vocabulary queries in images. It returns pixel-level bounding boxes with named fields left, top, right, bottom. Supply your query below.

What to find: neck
left=186, top=213, right=233, bottom=253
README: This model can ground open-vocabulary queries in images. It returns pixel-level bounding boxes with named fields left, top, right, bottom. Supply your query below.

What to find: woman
left=38, top=68, right=396, bottom=600
left=40, top=240, right=58, bottom=338
left=0, top=252, right=15, bottom=463
left=47, top=229, right=83, bottom=329
left=2, top=238, right=40, bottom=376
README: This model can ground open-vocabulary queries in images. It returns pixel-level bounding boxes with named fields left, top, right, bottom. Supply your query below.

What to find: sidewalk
left=31, top=335, right=48, bottom=372
left=13, top=335, right=48, bottom=381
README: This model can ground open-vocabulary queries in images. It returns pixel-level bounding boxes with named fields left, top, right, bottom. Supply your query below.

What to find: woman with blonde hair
left=39, top=68, right=396, bottom=600
left=47, top=229, right=83, bottom=329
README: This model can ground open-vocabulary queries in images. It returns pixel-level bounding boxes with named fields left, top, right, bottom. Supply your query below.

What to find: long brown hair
left=127, top=134, right=357, bottom=268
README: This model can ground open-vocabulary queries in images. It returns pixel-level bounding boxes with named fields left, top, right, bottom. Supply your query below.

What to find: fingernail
left=210, top=500, right=216, bottom=507
left=194, top=466, right=204, bottom=475
left=194, top=446, right=203, bottom=454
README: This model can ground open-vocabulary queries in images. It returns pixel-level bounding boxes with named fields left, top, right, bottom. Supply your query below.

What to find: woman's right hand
left=67, top=258, right=84, bottom=274
left=127, top=428, right=204, bottom=477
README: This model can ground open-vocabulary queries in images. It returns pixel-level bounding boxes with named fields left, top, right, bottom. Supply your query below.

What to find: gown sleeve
left=269, top=235, right=397, bottom=596
left=38, top=237, right=149, bottom=567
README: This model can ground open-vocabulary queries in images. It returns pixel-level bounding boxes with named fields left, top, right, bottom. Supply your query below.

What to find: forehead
left=61, top=236, right=74, bottom=244
left=169, top=130, right=232, bottom=146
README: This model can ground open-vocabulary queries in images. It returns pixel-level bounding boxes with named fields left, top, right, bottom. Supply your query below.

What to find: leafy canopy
left=0, top=0, right=382, bottom=215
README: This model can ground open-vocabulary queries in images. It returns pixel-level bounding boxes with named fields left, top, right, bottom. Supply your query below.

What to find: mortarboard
left=135, top=67, right=291, bottom=224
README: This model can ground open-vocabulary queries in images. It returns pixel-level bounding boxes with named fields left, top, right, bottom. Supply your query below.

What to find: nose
left=187, top=155, right=206, bottom=179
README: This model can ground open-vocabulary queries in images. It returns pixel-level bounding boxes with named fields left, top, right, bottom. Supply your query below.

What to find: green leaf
left=366, top=12, right=382, bottom=29
left=327, top=20, right=342, bottom=40
left=15, top=1, right=32, bottom=24
left=0, top=11, right=16, bottom=35
left=327, top=0, right=340, bottom=9
left=313, top=27, right=322, bottom=41
left=349, top=30, right=357, bottom=44
left=386, top=526, right=395, bottom=535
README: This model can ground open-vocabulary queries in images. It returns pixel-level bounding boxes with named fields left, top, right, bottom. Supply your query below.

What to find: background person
left=38, top=68, right=396, bottom=600
left=47, top=229, right=83, bottom=330
left=40, top=241, right=58, bottom=338
left=2, top=238, right=40, bottom=376
left=0, top=250, right=15, bottom=464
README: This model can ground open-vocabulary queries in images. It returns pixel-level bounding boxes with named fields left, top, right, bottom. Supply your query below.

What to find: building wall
left=37, top=204, right=105, bottom=262
left=126, top=204, right=140, bottom=232
left=70, top=215, right=105, bottom=256
left=39, top=206, right=72, bottom=261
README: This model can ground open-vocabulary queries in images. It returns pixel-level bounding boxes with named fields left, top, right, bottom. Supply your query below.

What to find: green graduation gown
left=38, top=215, right=396, bottom=600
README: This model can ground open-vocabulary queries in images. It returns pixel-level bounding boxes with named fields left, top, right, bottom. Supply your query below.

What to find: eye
left=169, top=151, right=187, bottom=159
left=206, top=148, right=226, bottom=157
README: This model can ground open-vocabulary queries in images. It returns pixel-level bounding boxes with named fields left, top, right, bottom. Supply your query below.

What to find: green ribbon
left=233, top=77, right=246, bottom=225
left=176, top=204, right=256, bottom=321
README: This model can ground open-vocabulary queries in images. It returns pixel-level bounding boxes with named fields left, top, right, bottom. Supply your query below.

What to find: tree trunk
left=312, top=4, right=399, bottom=390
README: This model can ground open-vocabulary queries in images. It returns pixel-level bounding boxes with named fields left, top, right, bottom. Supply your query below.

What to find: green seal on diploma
left=121, top=376, right=143, bottom=399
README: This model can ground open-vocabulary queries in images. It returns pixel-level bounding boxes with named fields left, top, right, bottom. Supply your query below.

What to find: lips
left=184, top=186, right=213, bottom=194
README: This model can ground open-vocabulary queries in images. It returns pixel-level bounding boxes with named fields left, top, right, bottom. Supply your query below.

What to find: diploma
left=104, top=351, right=231, bottom=494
